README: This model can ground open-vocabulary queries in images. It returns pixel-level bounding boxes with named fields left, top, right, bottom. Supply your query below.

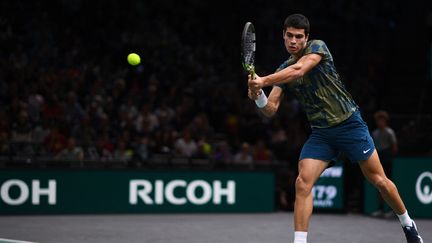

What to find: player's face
left=283, top=27, right=308, bottom=55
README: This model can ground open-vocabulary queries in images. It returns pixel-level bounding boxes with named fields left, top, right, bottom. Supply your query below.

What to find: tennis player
left=247, top=14, right=423, bottom=243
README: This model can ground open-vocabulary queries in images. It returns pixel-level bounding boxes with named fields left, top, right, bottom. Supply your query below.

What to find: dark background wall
left=0, top=0, right=431, bottom=163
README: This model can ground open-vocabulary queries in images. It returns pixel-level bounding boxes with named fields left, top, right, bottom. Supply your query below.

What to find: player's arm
left=249, top=54, right=322, bottom=90
left=259, top=86, right=283, bottom=117
left=248, top=85, right=283, bottom=118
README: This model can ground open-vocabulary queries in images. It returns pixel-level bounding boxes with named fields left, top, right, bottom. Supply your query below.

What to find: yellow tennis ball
left=127, top=53, right=141, bottom=66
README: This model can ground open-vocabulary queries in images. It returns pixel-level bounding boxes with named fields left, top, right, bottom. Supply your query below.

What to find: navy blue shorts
left=299, top=111, right=375, bottom=163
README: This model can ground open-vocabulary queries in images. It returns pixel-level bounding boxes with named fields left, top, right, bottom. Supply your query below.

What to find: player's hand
left=248, top=73, right=264, bottom=91
left=247, top=74, right=261, bottom=100
left=248, top=88, right=262, bottom=100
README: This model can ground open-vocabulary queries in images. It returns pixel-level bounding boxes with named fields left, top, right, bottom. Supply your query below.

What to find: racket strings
left=241, top=22, right=256, bottom=72
left=243, top=33, right=255, bottom=66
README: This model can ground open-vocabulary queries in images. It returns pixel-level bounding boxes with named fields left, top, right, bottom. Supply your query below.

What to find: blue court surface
left=0, top=213, right=430, bottom=243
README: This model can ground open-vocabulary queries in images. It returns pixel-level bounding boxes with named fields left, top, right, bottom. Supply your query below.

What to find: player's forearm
left=258, top=100, right=278, bottom=117
left=251, top=87, right=282, bottom=117
left=263, top=64, right=303, bottom=87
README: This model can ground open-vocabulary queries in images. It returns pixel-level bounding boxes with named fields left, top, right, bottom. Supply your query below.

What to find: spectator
left=113, top=140, right=133, bottom=162
left=63, top=91, right=85, bottom=126
left=43, top=126, right=67, bottom=156
left=11, top=110, right=32, bottom=143
left=120, top=96, right=139, bottom=121
left=371, top=110, right=398, bottom=218
left=150, top=128, right=176, bottom=154
left=71, top=116, right=97, bottom=148
left=87, top=135, right=114, bottom=161
left=233, top=142, right=253, bottom=167
left=56, top=137, right=84, bottom=161
left=134, top=137, right=150, bottom=163
left=212, top=141, right=232, bottom=167
left=27, top=92, right=44, bottom=123
left=135, top=103, right=159, bottom=133
left=195, top=136, right=212, bottom=159
left=373, top=110, right=398, bottom=169
left=253, top=139, right=272, bottom=164
left=174, top=129, right=197, bottom=157
left=0, top=131, right=10, bottom=156
left=270, top=119, right=289, bottom=160
left=189, top=112, right=214, bottom=140
left=32, top=120, right=51, bottom=155
left=11, top=110, right=33, bottom=156
left=42, top=94, right=64, bottom=122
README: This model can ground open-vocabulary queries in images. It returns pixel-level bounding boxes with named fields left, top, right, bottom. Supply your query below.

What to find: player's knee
left=372, top=177, right=392, bottom=193
left=295, top=175, right=313, bottom=196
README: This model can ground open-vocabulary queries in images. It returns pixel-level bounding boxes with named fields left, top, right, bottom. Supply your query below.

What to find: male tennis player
left=247, top=14, right=423, bottom=243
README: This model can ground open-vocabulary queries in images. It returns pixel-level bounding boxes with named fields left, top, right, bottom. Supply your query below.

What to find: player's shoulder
left=308, top=39, right=326, bottom=45
left=305, top=39, right=332, bottom=60
left=307, top=39, right=329, bottom=51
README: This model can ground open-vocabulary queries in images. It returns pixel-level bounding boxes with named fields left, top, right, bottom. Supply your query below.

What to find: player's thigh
left=296, top=158, right=330, bottom=195
left=297, top=130, right=336, bottom=191
left=358, top=150, right=388, bottom=184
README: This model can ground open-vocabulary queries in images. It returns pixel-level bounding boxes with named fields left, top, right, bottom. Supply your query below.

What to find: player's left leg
left=332, top=111, right=423, bottom=243
left=359, top=150, right=405, bottom=214
left=359, top=150, right=423, bottom=243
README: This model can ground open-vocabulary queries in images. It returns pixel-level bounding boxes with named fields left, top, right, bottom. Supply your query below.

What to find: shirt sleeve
left=303, top=40, right=332, bottom=61
left=275, top=60, right=289, bottom=72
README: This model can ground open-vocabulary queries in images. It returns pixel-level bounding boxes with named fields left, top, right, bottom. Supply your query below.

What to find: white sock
left=397, top=211, right=413, bottom=227
left=294, top=231, right=308, bottom=243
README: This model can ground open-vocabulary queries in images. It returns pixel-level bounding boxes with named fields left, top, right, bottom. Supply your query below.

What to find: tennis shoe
left=402, top=221, right=423, bottom=243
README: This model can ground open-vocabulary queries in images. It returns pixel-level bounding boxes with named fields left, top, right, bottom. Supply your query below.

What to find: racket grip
left=250, top=69, right=255, bottom=79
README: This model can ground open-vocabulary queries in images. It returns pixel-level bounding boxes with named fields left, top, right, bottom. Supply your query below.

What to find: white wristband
left=255, top=90, right=268, bottom=108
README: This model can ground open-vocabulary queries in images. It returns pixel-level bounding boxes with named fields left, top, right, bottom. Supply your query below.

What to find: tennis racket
left=241, top=22, right=256, bottom=77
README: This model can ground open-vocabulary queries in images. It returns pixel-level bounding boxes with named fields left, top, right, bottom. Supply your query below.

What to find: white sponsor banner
left=129, top=179, right=236, bottom=205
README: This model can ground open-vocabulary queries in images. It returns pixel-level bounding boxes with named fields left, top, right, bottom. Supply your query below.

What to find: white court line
left=0, top=238, right=38, bottom=243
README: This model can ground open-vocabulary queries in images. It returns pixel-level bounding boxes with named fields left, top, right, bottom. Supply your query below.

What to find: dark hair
left=283, top=14, right=310, bottom=36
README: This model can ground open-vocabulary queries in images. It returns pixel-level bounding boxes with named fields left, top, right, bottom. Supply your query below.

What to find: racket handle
left=250, top=69, right=255, bottom=79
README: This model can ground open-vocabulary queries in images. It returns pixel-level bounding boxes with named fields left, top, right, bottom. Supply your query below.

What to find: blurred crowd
left=0, top=1, right=308, bottom=168
left=0, top=0, right=431, bottom=168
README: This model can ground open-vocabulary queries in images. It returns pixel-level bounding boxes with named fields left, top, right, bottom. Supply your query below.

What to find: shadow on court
left=0, top=213, right=430, bottom=243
